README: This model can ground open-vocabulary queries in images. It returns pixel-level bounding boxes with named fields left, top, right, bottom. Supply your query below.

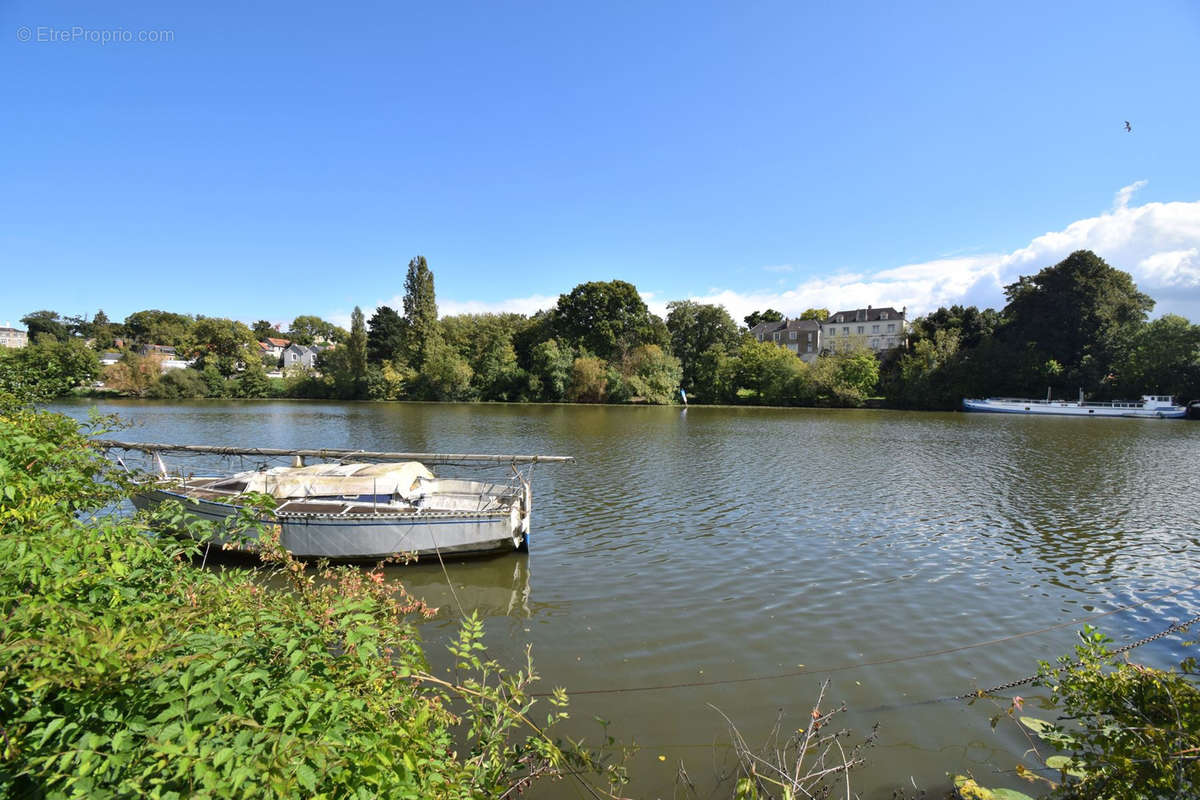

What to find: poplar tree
left=347, top=305, right=368, bottom=397
left=402, top=256, right=438, bottom=368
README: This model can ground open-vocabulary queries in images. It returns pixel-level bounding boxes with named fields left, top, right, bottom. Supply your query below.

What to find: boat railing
left=988, top=397, right=1148, bottom=409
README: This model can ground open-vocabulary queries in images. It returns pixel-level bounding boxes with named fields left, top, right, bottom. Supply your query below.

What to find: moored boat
left=98, top=440, right=572, bottom=561
left=962, top=393, right=1185, bottom=418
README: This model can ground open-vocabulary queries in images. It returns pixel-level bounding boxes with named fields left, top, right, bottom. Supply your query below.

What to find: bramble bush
left=0, top=395, right=630, bottom=798
left=960, top=625, right=1200, bottom=800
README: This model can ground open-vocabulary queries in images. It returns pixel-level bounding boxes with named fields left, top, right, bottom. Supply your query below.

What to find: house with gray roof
left=282, top=343, right=327, bottom=371
left=749, top=317, right=822, bottom=363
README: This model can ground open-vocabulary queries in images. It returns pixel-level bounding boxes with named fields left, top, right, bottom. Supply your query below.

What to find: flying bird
left=1124, top=121, right=1132, bottom=132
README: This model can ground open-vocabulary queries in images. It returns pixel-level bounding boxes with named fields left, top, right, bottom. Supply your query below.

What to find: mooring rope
left=957, top=611, right=1200, bottom=699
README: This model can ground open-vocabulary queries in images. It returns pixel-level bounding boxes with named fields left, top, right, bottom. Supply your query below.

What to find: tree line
left=884, top=249, right=1200, bottom=408
left=3, top=249, right=1197, bottom=407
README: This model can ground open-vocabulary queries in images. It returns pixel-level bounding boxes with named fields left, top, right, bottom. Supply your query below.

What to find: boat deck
left=166, top=477, right=513, bottom=518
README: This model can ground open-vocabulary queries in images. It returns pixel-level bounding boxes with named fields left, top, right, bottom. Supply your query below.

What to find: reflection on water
left=392, top=556, right=535, bottom=619
left=56, top=399, right=1200, bottom=798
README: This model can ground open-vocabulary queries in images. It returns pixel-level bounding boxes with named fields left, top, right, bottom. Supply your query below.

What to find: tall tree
left=529, top=339, right=575, bottom=401
left=347, top=306, right=368, bottom=398
left=665, top=301, right=740, bottom=392
left=287, top=315, right=345, bottom=346
left=366, top=306, right=407, bottom=364
left=913, top=305, right=1001, bottom=350
left=91, top=310, right=115, bottom=349
left=190, top=318, right=258, bottom=376
left=20, top=311, right=69, bottom=343
left=743, top=309, right=783, bottom=329
left=1114, top=314, right=1200, bottom=399
left=252, top=320, right=285, bottom=341
left=123, top=310, right=195, bottom=349
left=402, top=256, right=438, bottom=368
left=554, top=280, right=656, bottom=362
left=1001, top=250, right=1154, bottom=392
left=799, top=308, right=830, bottom=321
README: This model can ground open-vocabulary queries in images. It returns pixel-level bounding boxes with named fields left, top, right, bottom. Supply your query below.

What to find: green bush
left=965, top=625, right=1200, bottom=800
left=0, top=400, right=629, bottom=798
left=147, top=368, right=211, bottom=399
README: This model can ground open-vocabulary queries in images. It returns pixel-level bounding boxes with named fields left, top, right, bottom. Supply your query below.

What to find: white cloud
left=672, top=187, right=1200, bottom=323
left=329, top=185, right=1200, bottom=328
left=1114, top=180, right=1148, bottom=211
left=1137, top=249, right=1200, bottom=288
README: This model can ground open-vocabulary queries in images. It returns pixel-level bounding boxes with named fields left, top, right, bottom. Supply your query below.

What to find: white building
left=0, top=324, right=28, bottom=349
left=821, top=306, right=907, bottom=354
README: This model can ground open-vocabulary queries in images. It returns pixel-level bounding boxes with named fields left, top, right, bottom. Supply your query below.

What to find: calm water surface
left=57, top=400, right=1200, bottom=798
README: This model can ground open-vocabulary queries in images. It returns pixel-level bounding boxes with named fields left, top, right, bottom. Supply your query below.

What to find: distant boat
left=963, top=392, right=1186, bottom=419
left=98, top=441, right=573, bottom=561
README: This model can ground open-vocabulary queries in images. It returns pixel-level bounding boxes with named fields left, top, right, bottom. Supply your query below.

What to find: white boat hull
left=132, top=487, right=529, bottom=561
left=963, top=397, right=1186, bottom=418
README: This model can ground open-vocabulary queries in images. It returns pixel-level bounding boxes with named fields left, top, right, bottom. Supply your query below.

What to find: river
left=54, top=399, right=1200, bottom=798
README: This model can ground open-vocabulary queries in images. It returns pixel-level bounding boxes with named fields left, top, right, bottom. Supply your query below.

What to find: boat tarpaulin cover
left=212, top=462, right=436, bottom=500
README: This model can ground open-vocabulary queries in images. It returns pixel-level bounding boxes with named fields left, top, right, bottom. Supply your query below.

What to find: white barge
left=962, top=394, right=1186, bottom=419
left=98, top=441, right=573, bottom=561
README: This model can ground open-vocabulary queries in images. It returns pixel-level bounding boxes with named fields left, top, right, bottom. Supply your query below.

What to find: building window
left=829, top=328, right=835, bottom=336
left=857, top=326, right=864, bottom=334
left=789, top=331, right=797, bottom=340
left=887, top=323, right=895, bottom=332
left=881, top=312, right=888, bottom=320
left=773, top=332, right=780, bottom=341
left=842, top=326, right=849, bottom=334
left=871, top=339, right=879, bottom=349
left=872, top=324, right=879, bottom=333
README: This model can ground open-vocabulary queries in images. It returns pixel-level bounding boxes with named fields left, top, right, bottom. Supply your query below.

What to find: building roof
left=824, top=306, right=905, bottom=324
left=265, top=337, right=291, bottom=347
left=750, top=317, right=821, bottom=338
left=0, top=326, right=25, bottom=333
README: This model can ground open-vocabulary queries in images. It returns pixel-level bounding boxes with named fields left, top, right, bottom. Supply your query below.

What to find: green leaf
left=296, top=763, right=317, bottom=792
left=991, top=790, right=1036, bottom=800
left=1018, top=716, right=1053, bottom=734
left=38, top=716, right=66, bottom=747
left=1045, top=755, right=1088, bottom=779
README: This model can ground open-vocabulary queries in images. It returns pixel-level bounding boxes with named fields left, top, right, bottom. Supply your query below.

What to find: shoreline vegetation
left=0, top=394, right=634, bottom=798
left=3, top=250, right=1198, bottom=411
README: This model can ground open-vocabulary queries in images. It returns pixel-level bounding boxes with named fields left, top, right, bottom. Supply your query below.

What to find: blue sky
left=3, top=0, right=1200, bottom=330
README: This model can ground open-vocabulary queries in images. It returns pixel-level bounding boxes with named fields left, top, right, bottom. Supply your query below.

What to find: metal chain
left=960, top=613, right=1200, bottom=699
